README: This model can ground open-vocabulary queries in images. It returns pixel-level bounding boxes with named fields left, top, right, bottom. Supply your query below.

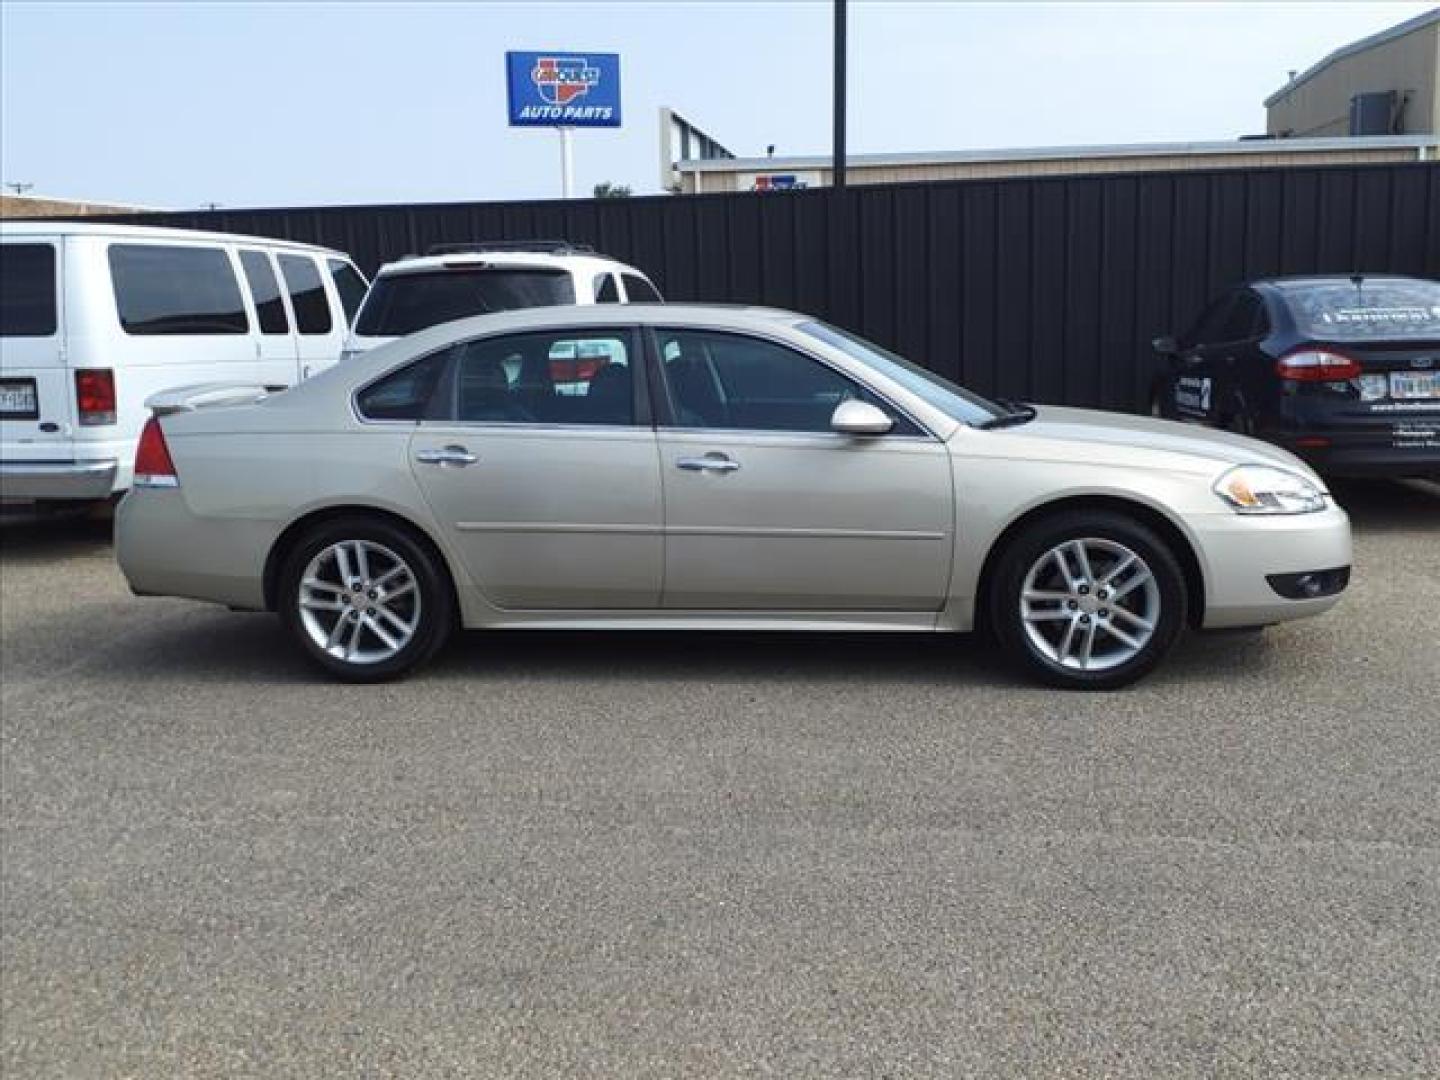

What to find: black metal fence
left=89, top=162, right=1440, bottom=411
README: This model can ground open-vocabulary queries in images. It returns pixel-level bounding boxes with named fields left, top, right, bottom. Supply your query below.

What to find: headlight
left=1213, top=465, right=1327, bottom=515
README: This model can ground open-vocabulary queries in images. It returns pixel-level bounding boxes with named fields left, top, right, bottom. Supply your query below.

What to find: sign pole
left=833, top=0, right=847, bottom=189
left=559, top=126, right=575, bottom=198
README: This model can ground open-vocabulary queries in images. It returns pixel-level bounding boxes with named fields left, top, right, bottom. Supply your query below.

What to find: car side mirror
left=1151, top=335, right=1179, bottom=357
left=831, top=399, right=894, bottom=436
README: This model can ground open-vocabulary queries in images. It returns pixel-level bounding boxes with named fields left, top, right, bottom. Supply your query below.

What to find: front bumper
left=0, top=459, right=118, bottom=503
left=1189, top=501, right=1352, bottom=629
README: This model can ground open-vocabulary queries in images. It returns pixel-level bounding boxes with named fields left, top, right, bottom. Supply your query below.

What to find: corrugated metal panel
left=69, top=162, right=1439, bottom=411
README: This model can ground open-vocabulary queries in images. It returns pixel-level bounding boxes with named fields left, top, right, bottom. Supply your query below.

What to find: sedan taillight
left=134, top=418, right=180, bottom=488
left=75, top=368, right=117, bottom=425
left=1275, top=348, right=1362, bottom=382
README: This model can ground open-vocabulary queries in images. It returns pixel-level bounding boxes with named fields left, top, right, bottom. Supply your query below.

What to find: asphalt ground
left=2, top=479, right=1437, bottom=1078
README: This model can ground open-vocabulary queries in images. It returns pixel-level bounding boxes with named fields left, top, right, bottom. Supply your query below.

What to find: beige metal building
left=669, top=136, right=1436, bottom=195
left=1266, top=7, right=1439, bottom=138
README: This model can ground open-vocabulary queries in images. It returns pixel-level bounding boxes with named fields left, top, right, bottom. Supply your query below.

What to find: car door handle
left=416, top=445, right=478, bottom=467
left=676, top=454, right=740, bottom=473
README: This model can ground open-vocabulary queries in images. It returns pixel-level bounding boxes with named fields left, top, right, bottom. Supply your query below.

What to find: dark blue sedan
left=1152, top=275, right=1440, bottom=478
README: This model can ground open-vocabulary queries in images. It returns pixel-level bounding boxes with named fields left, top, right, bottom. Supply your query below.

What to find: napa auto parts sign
left=506, top=51, right=621, bottom=127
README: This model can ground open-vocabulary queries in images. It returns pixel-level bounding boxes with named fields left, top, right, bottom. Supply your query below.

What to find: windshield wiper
left=975, top=399, right=1038, bottom=430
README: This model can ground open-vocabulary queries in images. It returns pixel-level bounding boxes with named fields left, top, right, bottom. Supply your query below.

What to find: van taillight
left=1275, top=349, right=1362, bottom=382
left=75, top=368, right=117, bottom=425
left=134, top=418, right=179, bottom=488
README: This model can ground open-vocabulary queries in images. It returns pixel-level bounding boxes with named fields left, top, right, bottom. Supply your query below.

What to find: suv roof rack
left=424, top=240, right=598, bottom=257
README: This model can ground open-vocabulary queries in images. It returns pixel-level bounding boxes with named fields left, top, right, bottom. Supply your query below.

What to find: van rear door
left=0, top=239, right=74, bottom=459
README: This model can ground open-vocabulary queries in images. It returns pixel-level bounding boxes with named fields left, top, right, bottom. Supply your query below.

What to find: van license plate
left=1390, top=371, right=1440, bottom=400
left=0, top=379, right=39, bottom=419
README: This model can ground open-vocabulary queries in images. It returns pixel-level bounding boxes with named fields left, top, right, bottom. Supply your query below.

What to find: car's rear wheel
left=990, top=511, right=1187, bottom=690
left=278, top=517, right=453, bottom=682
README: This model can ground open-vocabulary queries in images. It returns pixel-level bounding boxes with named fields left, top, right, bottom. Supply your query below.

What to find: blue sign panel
left=506, top=51, right=621, bottom=128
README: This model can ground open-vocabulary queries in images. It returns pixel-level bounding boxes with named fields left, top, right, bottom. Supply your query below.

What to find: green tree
left=592, top=181, right=632, bottom=199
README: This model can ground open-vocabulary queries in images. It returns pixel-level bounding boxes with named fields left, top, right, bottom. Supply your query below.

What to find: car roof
left=374, top=249, right=649, bottom=279
left=339, top=303, right=803, bottom=378
left=1253, top=274, right=1436, bottom=292
left=0, top=219, right=349, bottom=256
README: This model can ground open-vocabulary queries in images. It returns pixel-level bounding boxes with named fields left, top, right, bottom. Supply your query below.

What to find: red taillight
left=134, top=418, right=179, bottom=488
left=1275, top=348, right=1362, bottom=382
left=75, top=368, right=117, bottom=425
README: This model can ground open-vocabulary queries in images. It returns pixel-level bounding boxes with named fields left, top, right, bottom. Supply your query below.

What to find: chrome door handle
left=676, top=454, right=740, bottom=473
left=416, top=445, right=478, bottom=467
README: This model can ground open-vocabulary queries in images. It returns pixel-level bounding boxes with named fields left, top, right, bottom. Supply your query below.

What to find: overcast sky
left=1, top=1, right=1432, bottom=209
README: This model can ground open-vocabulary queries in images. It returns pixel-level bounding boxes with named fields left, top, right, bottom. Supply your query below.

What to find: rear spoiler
left=146, top=382, right=277, bottom=418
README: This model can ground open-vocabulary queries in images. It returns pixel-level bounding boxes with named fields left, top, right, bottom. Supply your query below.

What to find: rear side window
left=1283, top=280, right=1440, bottom=341
left=238, top=250, right=289, bottom=335
left=595, top=273, right=620, bottom=303
left=621, top=273, right=662, bottom=302
left=1218, top=291, right=1266, bottom=343
left=355, top=350, right=451, bottom=421
left=354, top=267, right=577, bottom=337
left=109, top=244, right=248, bottom=336
left=278, top=254, right=333, bottom=335
left=327, top=259, right=367, bottom=323
left=0, top=243, right=57, bottom=337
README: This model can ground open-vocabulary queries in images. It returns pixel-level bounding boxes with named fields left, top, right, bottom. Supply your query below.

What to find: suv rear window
left=0, top=244, right=57, bottom=337
left=354, top=267, right=577, bottom=337
left=109, top=244, right=248, bottom=336
left=1284, top=280, right=1440, bottom=341
left=622, top=273, right=662, bottom=302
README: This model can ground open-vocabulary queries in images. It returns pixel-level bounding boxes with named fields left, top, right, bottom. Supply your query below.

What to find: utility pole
left=4, top=181, right=35, bottom=196
left=833, top=0, right=847, bottom=189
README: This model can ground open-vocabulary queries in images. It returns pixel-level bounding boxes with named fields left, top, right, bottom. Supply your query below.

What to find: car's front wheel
left=278, top=517, right=454, bottom=682
left=990, top=511, right=1188, bottom=690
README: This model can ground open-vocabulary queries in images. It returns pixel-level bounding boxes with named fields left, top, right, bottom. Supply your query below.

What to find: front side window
left=621, top=273, right=662, bottom=302
left=239, top=250, right=289, bottom=335
left=449, top=330, right=636, bottom=425
left=327, top=258, right=368, bottom=323
left=109, top=244, right=247, bottom=336
left=0, top=243, right=57, bottom=337
left=657, top=328, right=913, bottom=434
left=278, top=254, right=333, bottom=335
left=353, top=267, right=577, bottom=337
left=1184, top=294, right=1237, bottom=348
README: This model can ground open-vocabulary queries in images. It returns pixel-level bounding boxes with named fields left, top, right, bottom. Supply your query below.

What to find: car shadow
left=1328, top=477, right=1438, bottom=532
left=0, top=509, right=114, bottom=563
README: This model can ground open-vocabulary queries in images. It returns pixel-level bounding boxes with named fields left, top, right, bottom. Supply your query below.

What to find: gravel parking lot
left=2, top=479, right=1437, bottom=1078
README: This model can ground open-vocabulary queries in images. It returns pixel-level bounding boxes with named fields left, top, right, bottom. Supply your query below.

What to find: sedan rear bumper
left=0, top=459, right=118, bottom=503
left=1189, top=502, right=1352, bottom=629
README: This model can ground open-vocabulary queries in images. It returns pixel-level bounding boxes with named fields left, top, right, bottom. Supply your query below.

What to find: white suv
left=341, top=241, right=662, bottom=360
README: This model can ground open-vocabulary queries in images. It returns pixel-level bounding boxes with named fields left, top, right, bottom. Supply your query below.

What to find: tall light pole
left=833, top=0, right=847, bottom=189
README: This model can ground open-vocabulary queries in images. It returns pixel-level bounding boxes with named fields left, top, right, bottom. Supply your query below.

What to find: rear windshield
left=354, top=267, right=576, bottom=337
left=1284, top=280, right=1440, bottom=341
left=0, top=243, right=57, bottom=337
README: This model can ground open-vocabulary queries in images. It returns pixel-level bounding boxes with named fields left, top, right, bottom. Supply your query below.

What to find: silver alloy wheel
left=297, top=540, right=421, bottom=665
left=1019, top=537, right=1161, bottom=672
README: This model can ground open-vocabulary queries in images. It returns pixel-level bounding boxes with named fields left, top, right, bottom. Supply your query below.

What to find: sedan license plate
left=0, top=379, right=39, bottom=419
left=1389, top=371, right=1440, bottom=400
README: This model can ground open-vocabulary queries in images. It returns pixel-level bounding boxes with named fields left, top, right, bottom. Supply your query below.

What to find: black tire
left=989, top=510, right=1188, bottom=690
left=277, top=516, right=454, bottom=682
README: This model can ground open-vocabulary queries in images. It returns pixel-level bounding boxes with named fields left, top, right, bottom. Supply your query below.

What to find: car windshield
left=354, top=266, right=576, bottom=337
left=798, top=320, right=1007, bottom=426
left=1282, top=279, right=1440, bottom=342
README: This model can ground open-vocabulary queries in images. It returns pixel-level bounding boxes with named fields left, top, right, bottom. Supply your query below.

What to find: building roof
left=1264, top=7, right=1440, bottom=108
left=676, top=135, right=1438, bottom=173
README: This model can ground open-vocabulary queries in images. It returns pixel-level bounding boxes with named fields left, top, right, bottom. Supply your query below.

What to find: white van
left=0, top=222, right=367, bottom=507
